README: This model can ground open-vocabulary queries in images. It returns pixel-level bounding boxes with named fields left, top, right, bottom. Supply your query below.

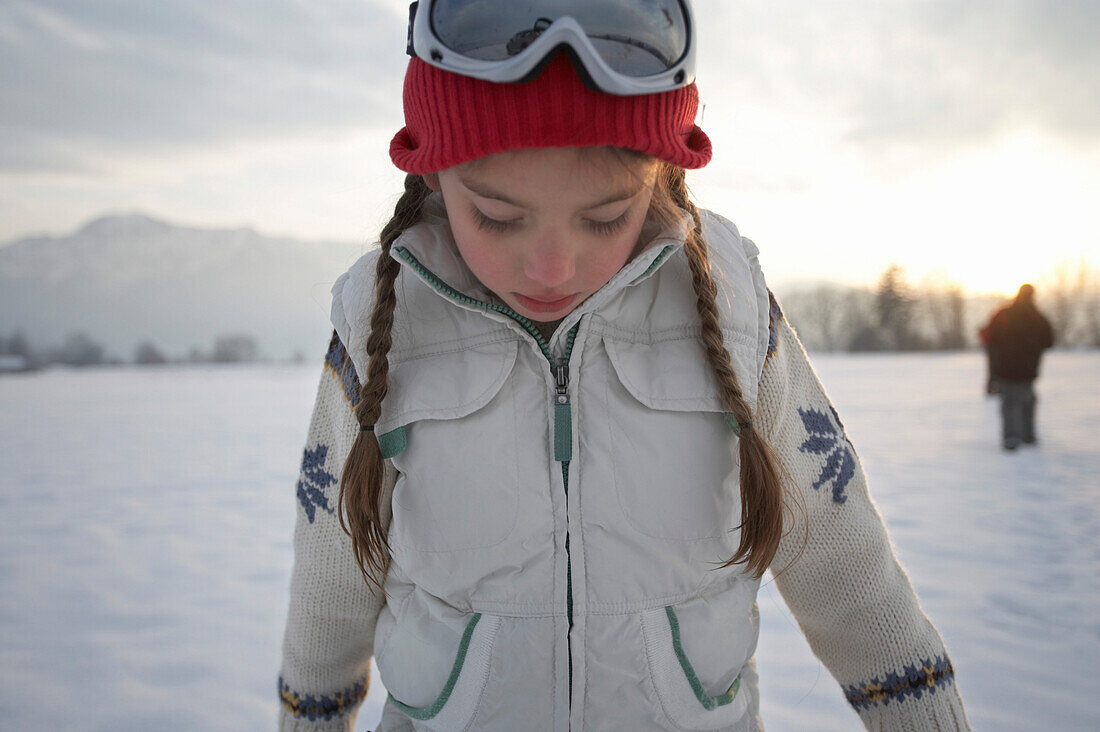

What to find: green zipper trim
left=664, top=606, right=741, bottom=710
left=555, top=325, right=579, bottom=462
left=563, top=321, right=579, bottom=356
left=554, top=403, right=572, bottom=461
left=394, top=247, right=555, bottom=362
left=377, top=426, right=407, bottom=459
left=388, top=613, right=482, bottom=720
left=635, top=244, right=677, bottom=281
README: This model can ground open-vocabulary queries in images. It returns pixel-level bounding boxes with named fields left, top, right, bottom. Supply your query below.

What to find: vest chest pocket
left=602, top=336, right=746, bottom=542
left=381, top=339, right=521, bottom=553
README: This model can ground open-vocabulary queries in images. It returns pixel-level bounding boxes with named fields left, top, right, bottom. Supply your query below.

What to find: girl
left=279, top=2, right=969, bottom=730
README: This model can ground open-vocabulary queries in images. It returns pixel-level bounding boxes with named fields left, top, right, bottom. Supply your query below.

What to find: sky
left=1, top=0, right=1097, bottom=294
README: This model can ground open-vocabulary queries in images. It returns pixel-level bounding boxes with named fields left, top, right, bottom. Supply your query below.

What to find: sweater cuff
left=849, top=663, right=970, bottom=731
left=277, top=675, right=365, bottom=732
left=277, top=708, right=357, bottom=732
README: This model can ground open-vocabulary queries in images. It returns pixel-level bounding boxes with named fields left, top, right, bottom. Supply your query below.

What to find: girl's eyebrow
left=458, top=176, right=646, bottom=210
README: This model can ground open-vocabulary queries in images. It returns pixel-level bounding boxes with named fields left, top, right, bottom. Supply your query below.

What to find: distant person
left=977, top=317, right=1000, bottom=396
left=986, top=284, right=1054, bottom=450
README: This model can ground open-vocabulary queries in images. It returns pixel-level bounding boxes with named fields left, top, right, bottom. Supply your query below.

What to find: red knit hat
left=390, top=54, right=712, bottom=173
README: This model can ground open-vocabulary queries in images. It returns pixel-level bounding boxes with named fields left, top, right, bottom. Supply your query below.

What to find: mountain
left=0, top=213, right=371, bottom=360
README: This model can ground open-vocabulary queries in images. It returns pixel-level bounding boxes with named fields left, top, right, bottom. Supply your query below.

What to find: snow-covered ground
left=0, top=352, right=1097, bottom=731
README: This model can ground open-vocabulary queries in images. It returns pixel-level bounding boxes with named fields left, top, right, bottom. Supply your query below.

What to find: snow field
left=0, top=352, right=1096, bottom=730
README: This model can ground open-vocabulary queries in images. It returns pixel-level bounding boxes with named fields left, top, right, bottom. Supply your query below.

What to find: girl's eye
left=586, top=213, right=629, bottom=236
left=471, top=207, right=519, bottom=234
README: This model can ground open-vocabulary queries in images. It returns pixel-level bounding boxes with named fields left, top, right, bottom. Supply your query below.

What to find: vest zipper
left=552, top=328, right=579, bottom=722
left=552, top=358, right=574, bottom=715
left=394, top=247, right=581, bottom=717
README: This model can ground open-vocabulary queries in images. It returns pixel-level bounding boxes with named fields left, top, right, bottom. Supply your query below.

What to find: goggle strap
left=517, top=46, right=603, bottom=95
left=406, top=1, right=419, bottom=58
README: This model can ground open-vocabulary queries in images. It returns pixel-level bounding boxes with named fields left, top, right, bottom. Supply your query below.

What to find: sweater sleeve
left=278, top=332, right=395, bottom=731
left=757, top=297, right=970, bottom=731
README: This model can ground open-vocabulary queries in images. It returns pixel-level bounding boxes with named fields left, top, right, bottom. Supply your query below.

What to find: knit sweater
left=278, top=302, right=970, bottom=731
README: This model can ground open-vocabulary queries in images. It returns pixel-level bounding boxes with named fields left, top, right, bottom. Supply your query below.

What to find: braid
left=338, top=174, right=432, bottom=592
left=663, top=166, right=785, bottom=578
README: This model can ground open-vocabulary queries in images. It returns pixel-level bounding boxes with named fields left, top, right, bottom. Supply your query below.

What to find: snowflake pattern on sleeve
left=296, top=444, right=337, bottom=523
left=796, top=405, right=856, bottom=504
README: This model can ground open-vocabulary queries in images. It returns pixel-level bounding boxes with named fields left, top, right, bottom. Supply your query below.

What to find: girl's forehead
left=454, top=147, right=656, bottom=195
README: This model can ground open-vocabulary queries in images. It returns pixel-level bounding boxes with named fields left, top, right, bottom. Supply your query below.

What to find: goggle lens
left=429, top=0, right=688, bottom=77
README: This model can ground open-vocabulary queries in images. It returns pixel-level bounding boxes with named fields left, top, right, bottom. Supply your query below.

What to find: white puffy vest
left=332, top=197, right=772, bottom=731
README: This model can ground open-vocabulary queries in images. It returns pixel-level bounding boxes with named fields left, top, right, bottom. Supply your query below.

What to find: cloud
left=697, top=0, right=1099, bottom=156
left=4, top=0, right=1096, bottom=180
left=0, top=0, right=409, bottom=172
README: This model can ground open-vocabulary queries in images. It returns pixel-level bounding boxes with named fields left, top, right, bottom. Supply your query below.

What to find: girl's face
left=426, top=147, right=657, bottom=323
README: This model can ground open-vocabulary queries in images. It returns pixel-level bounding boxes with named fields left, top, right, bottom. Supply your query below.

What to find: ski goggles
left=406, top=0, right=696, bottom=96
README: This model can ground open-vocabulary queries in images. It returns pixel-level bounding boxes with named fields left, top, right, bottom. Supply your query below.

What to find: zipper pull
left=554, top=364, right=570, bottom=405
left=553, top=363, right=571, bottom=462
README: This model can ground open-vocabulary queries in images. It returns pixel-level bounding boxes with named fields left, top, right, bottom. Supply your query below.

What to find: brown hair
left=339, top=155, right=785, bottom=592
left=337, top=173, right=432, bottom=593
left=651, top=164, right=786, bottom=577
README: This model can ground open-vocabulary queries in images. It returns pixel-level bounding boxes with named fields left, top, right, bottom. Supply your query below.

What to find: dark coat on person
left=988, top=294, right=1054, bottom=380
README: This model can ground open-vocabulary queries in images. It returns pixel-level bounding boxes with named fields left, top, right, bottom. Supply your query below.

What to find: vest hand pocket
left=638, top=589, right=757, bottom=730
left=377, top=606, right=502, bottom=731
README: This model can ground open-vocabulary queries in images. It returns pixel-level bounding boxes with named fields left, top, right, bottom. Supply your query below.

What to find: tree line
left=0, top=332, right=299, bottom=372
left=4, top=260, right=1097, bottom=370
left=779, top=260, right=1100, bottom=352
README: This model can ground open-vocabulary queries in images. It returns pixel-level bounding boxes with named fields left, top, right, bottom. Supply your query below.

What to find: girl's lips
left=513, top=292, right=576, bottom=314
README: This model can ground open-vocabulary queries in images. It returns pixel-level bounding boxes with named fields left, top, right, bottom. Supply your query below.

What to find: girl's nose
left=523, top=233, right=575, bottom=289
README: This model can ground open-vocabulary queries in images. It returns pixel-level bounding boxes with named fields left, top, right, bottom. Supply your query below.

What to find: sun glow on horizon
left=695, top=130, right=1099, bottom=298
